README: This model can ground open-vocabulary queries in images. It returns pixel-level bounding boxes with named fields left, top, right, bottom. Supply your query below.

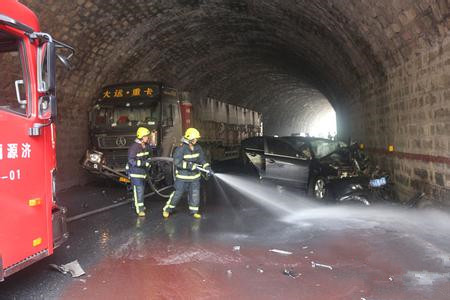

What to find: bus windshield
left=93, top=103, right=160, bottom=128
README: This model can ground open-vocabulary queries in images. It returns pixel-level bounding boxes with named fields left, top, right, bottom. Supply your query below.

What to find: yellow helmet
left=184, top=128, right=201, bottom=140
left=136, top=127, right=151, bottom=139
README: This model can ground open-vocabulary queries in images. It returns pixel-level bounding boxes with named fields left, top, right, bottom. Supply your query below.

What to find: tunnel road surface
left=1, top=171, right=449, bottom=299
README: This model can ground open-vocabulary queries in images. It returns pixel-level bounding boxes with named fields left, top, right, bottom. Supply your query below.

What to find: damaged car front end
left=307, top=142, right=371, bottom=206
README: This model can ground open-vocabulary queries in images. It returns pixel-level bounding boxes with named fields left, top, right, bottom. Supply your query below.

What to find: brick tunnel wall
left=349, top=36, right=450, bottom=203
left=11, top=0, right=449, bottom=202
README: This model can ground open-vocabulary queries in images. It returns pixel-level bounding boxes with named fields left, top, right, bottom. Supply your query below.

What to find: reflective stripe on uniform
left=133, top=186, right=139, bottom=214
left=176, top=173, right=201, bottom=180
left=184, top=153, right=200, bottom=159
left=189, top=206, right=199, bottom=211
left=137, top=160, right=142, bottom=167
left=136, top=152, right=150, bottom=157
left=163, top=192, right=175, bottom=212
left=202, top=163, right=210, bottom=168
left=130, top=174, right=147, bottom=178
left=182, top=161, right=187, bottom=169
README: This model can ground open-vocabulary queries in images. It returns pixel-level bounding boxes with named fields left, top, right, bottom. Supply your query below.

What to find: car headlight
left=89, top=153, right=101, bottom=163
left=350, top=184, right=363, bottom=190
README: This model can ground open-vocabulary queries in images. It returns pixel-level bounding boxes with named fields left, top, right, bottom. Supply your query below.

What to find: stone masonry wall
left=350, top=36, right=450, bottom=204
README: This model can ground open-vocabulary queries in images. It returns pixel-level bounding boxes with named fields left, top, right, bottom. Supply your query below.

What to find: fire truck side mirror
left=38, top=95, right=57, bottom=120
left=37, top=41, right=56, bottom=94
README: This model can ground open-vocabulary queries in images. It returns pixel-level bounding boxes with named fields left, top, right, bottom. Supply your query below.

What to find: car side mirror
left=297, top=152, right=311, bottom=160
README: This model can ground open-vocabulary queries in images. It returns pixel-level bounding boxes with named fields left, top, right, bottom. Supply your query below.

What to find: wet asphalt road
left=1, top=162, right=450, bottom=299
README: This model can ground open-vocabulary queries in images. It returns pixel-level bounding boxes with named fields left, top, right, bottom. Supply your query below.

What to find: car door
left=242, top=136, right=265, bottom=176
left=264, top=137, right=310, bottom=189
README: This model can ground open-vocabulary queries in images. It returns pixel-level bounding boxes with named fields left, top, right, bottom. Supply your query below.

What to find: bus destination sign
left=99, top=83, right=160, bottom=101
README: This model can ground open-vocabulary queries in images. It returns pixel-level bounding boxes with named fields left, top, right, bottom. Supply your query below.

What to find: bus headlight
left=89, top=152, right=102, bottom=163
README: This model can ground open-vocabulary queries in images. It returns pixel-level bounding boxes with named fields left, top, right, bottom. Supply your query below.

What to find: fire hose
left=147, top=159, right=214, bottom=198
left=196, top=166, right=214, bottom=176
left=71, top=157, right=214, bottom=222
left=147, top=157, right=175, bottom=199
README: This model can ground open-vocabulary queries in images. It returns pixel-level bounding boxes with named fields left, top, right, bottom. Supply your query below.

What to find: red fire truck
left=0, top=0, right=73, bottom=280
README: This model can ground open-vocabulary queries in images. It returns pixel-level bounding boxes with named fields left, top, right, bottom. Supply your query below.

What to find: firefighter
left=126, top=127, right=152, bottom=217
left=163, top=128, right=210, bottom=219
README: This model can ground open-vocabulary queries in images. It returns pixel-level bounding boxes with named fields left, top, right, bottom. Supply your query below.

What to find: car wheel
left=312, top=177, right=327, bottom=200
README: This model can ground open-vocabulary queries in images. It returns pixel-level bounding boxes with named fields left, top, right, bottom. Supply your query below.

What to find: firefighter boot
left=133, top=185, right=146, bottom=217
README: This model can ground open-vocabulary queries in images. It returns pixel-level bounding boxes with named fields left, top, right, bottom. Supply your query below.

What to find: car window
left=309, top=139, right=347, bottom=159
left=0, top=32, right=28, bottom=115
left=266, top=138, right=297, bottom=157
left=242, top=137, right=264, bottom=151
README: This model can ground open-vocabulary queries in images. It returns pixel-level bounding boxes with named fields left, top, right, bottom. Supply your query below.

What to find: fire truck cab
left=0, top=0, right=73, bottom=280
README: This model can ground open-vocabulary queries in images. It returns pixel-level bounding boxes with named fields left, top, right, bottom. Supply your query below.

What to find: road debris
left=302, top=246, right=308, bottom=249
left=50, top=260, right=85, bottom=277
left=389, top=276, right=393, bottom=281
left=227, top=270, right=232, bottom=278
left=283, top=268, right=301, bottom=279
left=257, top=268, right=264, bottom=273
left=233, top=246, right=241, bottom=252
left=311, top=261, right=333, bottom=270
left=269, top=249, right=292, bottom=255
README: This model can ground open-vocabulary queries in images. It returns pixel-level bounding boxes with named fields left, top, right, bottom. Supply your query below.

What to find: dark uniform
left=163, top=139, right=210, bottom=215
left=126, top=140, right=152, bottom=215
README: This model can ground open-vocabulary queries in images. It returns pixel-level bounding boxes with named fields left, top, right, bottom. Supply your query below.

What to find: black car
left=241, top=136, right=372, bottom=205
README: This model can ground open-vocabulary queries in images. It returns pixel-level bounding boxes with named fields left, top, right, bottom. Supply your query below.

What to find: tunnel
left=21, top=0, right=447, bottom=203
left=13, top=1, right=447, bottom=198
left=1, top=1, right=450, bottom=297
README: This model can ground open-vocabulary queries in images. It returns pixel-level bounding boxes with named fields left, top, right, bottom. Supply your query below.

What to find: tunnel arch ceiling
left=21, top=0, right=449, bottom=201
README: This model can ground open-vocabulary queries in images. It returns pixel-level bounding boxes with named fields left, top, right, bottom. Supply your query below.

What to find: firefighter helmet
left=136, top=127, right=151, bottom=139
left=184, top=128, right=201, bottom=140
